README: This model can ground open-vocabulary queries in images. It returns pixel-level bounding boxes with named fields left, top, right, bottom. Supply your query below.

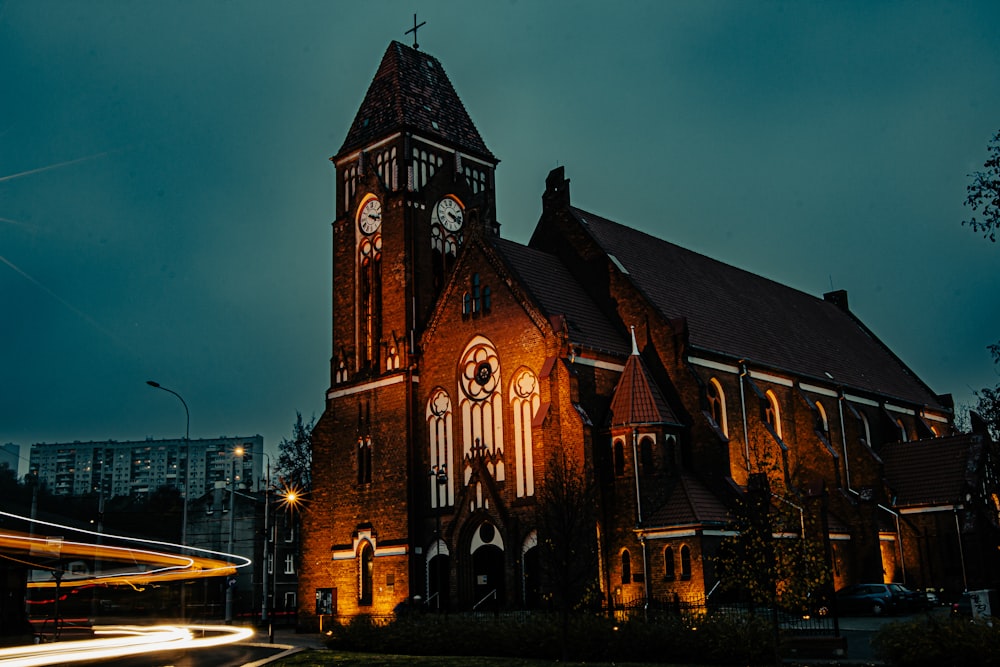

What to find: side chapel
left=298, top=40, right=1000, bottom=623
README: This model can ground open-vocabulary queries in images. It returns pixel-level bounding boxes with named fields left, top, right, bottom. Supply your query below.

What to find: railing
left=472, top=589, right=497, bottom=611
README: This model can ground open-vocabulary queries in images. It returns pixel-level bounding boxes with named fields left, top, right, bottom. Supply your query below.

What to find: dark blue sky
left=2, top=1, right=998, bottom=472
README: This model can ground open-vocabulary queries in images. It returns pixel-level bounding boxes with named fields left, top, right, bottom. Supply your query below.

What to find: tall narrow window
left=896, top=419, right=908, bottom=442
left=359, top=235, right=382, bottom=370
left=510, top=369, right=539, bottom=497
left=357, top=436, right=372, bottom=485
left=663, top=435, right=677, bottom=472
left=860, top=411, right=872, bottom=446
left=816, top=402, right=830, bottom=440
left=359, top=542, right=374, bottom=606
left=284, top=553, right=295, bottom=575
left=613, top=439, right=626, bottom=477
left=680, top=545, right=692, bottom=580
left=765, top=390, right=782, bottom=439
left=426, top=389, right=454, bottom=508
left=621, top=550, right=632, bottom=584
left=640, top=436, right=654, bottom=473
left=664, top=546, right=675, bottom=581
left=707, top=378, right=728, bottom=436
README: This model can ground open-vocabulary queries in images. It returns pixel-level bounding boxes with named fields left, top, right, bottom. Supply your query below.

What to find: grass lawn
left=271, top=649, right=690, bottom=666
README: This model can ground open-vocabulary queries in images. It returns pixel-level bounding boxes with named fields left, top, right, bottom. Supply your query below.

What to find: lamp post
left=259, top=453, right=272, bottom=630
left=146, top=380, right=190, bottom=621
left=430, top=464, right=447, bottom=610
left=225, top=446, right=244, bottom=624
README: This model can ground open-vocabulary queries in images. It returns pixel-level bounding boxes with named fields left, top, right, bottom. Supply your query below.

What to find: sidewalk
left=240, top=626, right=327, bottom=666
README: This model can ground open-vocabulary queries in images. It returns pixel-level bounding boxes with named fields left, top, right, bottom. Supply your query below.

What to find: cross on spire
left=405, top=13, right=426, bottom=50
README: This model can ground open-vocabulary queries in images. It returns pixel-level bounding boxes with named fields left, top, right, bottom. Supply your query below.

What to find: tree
left=971, top=343, right=1000, bottom=441
left=275, top=412, right=314, bottom=492
left=962, top=130, right=1000, bottom=243
left=537, top=449, right=600, bottom=658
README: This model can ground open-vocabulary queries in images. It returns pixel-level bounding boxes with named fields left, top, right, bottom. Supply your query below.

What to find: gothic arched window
left=680, top=545, right=692, bottom=580
left=640, top=435, right=654, bottom=473
left=816, top=401, right=830, bottom=440
left=708, top=378, right=728, bottom=437
left=359, top=234, right=382, bottom=370
left=664, top=546, right=675, bottom=581
left=357, top=436, right=372, bottom=485
left=359, top=541, right=374, bottom=606
left=510, top=368, right=539, bottom=498
left=621, top=550, right=632, bottom=584
left=765, top=390, right=782, bottom=439
left=458, top=336, right=504, bottom=483
left=426, top=388, right=454, bottom=508
left=613, top=439, right=626, bottom=477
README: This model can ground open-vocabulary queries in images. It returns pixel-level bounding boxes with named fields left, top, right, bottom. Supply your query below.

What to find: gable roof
left=567, top=207, right=945, bottom=410
left=492, top=237, right=630, bottom=357
left=882, top=434, right=983, bottom=507
left=608, top=343, right=682, bottom=427
left=338, top=41, right=495, bottom=161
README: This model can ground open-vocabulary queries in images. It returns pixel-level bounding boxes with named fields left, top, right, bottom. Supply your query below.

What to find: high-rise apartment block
left=28, top=436, right=264, bottom=499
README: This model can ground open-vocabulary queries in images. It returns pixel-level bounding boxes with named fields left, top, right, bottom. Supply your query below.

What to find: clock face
left=434, top=196, right=464, bottom=232
left=358, top=197, right=382, bottom=234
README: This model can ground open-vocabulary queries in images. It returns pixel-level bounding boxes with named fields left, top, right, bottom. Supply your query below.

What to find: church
left=298, top=40, right=999, bottom=623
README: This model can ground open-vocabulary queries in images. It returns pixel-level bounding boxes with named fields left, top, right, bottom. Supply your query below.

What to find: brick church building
left=299, top=41, right=1000, bottom=623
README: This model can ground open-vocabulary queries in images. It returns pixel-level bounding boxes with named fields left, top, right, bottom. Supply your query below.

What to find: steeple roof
left=607, top=330, right=681, bottom=427
left=337, top=41, right=495, bottom=162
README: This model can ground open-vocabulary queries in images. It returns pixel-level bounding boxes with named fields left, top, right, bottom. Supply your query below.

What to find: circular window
left=479, top=523, right=495, bottom=543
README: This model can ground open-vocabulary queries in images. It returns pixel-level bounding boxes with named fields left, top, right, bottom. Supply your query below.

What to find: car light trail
left=0, top=624, right=255, bottom=666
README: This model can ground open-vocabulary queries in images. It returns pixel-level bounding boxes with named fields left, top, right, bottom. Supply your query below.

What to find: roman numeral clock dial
left=434, top=196, right=464, bottom=232
left=358, top=196, right=382, bottom=235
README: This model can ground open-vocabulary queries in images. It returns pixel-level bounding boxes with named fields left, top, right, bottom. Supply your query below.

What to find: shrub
left=323, top=610, right=774, bottom=665
left=872, top=615, right=1000, bottom=667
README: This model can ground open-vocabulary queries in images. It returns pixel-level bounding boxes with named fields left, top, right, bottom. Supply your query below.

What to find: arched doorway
left=426, top=540, right=451, bottom=611
left=470, top=522, right=505, bottom=610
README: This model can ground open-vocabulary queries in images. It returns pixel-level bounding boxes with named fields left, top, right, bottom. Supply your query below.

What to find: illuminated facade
left=299, top=41, right=999, bottom=623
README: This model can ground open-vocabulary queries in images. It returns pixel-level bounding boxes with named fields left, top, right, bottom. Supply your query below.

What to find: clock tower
left=303, top=40, right=498, bottom=618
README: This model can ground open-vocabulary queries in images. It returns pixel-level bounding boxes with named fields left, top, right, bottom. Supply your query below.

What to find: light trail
left=0, top=624, right=255, bottom=666
left=0, top=510, right=251, bottom=588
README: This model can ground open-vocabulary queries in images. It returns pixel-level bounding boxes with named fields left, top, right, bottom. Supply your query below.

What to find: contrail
left=0, top=150, right=115, bottom=183
left=0, top=253, right=117, bottom=341
left=0, top=216, right=38, bottom=231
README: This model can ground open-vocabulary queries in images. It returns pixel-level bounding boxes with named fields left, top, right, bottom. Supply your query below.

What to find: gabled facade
left=299, top=42, right=997, bottom=625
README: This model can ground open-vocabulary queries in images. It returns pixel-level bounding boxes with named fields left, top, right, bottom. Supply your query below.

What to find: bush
left=323, top=611, right=775, bottom=665
left=872, top=615, right=1000, bottom=667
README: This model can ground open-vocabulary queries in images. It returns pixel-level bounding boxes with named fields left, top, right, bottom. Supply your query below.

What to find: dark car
left=835, top=583, right=919, bottom=616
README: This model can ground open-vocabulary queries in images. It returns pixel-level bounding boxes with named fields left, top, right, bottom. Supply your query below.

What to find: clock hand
left=447, top=212, right=458, bottom=222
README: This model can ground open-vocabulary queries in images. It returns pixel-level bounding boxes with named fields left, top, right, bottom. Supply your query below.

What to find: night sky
left=2, top=1, right=999, bottom=473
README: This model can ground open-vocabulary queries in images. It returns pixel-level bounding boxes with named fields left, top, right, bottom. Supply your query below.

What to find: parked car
left=835, top=583, right=920, bottom=616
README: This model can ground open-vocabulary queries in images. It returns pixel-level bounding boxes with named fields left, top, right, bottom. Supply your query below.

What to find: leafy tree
left=537, top=448, right=600, bottom=658
left=963, top=130, right=1000, bottom=243
left=971, top=343, right=1000, bottom=441
left=275, top=412, right=314, bottom=492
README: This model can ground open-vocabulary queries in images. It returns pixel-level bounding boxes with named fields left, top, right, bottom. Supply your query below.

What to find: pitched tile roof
left=608, top=345, right=682, bottom=427
left=881, top=434, right=983, bottom=506
left=338, top=41, right=495, bottom=161
left=492, top=238, right=630, bottom=356
left=646, top=474, right=731, bottom=527
left=569, top=207, right=945, bottom=409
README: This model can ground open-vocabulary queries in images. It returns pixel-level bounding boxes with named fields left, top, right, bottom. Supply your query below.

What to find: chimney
left=824, top=289, right=849, bottom=312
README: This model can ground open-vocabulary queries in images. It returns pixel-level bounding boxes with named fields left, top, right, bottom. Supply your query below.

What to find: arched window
left=663, top=435, right=677, bottom=472
left=613, top=439, right=626, bottom=477
left=359, top=234, right=382, bottom=370
left=510, top=369, right=539, bottom=497
left=664, top=546, right=675, bottom=581
left=426, top=389, right=454, bottom=508
left=765, top=390, right=782, bottom=439
left=458, top=336, right=504, bottom=482
left=680, top=545, right=692, bottom=580
left=357, top=436, right=372, bottom=485
left=860, top=411, right=872, bottom=446
left=707, top=378, right=728, bottom=437
left=816, top=402, right=830, bottom=440
left=640, top=435, right=654, bottom=473
left=359, top=541, right=374, bottom=606
left=621, top=550, right=632, bottom=584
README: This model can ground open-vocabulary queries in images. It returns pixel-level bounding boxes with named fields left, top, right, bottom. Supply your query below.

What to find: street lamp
left=225, top=445, right=244, bottom=624
left=146, top=380, right=190, bottom=620
left=430, top=464, right=447, bottom=610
